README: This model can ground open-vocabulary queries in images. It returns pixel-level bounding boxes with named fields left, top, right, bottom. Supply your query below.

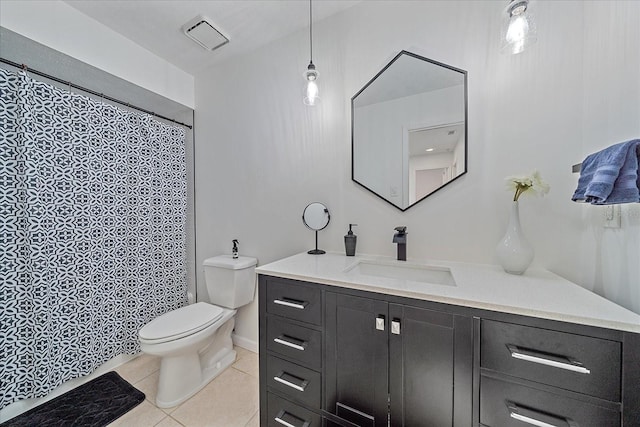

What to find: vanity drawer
left=266, top=278, right=322, bottom=325
left=480, top=375, right=620, bottom=427
left=267, top=354, right=321, bottom=408
left=267, top=392, right=322, bottom=427
left=481, top=320, right=621, bottom=401
left=267, top=315, right=322, bottom=370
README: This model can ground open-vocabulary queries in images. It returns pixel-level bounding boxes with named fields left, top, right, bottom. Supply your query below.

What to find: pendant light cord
left=309, top=0, right=313, bottom=64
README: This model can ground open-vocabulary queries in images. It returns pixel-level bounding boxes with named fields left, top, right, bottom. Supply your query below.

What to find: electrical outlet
left=604, top=205, right=621, bottom=228
left=390, top=186, right=398, bottom=197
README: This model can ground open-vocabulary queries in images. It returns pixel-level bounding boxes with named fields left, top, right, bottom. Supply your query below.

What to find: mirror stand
left=308, top=231, right=326, bottom=255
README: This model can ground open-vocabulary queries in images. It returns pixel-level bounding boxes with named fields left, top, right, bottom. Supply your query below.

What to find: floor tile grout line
left=152, top=414, right=169, bottom=427
left=171, top=415, right=186, bottom=426
left=230, top=365, right=259, bottom=379
left=244, top=410, right=259, bottom=427
left=151, top=413, right=186, bottom=427
left=133, top=369, right=159, bottom=388
left=117, top=356, right=161, bottom=386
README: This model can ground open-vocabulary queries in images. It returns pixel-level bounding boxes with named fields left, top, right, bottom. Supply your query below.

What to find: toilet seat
left=139, top=302, right=224, bottom=344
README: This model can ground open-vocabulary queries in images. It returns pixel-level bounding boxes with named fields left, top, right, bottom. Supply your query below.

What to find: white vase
left=496, top=201, right=534, bottom=275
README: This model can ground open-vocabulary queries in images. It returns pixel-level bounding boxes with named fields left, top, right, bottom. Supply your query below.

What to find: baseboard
left=232, top=333, right=258, bottom=353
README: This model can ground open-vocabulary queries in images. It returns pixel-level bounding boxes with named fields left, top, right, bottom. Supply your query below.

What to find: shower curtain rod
left=0, top=57, right=193, bottom=130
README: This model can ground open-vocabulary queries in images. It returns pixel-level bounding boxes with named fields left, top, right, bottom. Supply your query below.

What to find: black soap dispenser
left=232, top=239, right=239, bottom=259
left=344, top=224, right=358, bottom=256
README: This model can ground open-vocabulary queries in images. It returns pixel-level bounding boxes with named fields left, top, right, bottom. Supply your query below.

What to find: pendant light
left=303, top=0, right=319, bottom=106
left=501, top=0, right=537, bottom=55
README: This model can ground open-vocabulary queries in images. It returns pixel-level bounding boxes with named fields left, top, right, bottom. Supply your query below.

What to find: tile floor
left=108, top=347, right=259, bottom=427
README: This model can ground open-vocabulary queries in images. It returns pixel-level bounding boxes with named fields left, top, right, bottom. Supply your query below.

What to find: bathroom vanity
left=257, top=253, right=640, bottom=427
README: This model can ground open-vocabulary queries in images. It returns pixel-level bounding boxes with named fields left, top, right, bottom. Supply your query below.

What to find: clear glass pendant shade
left=501, top=0, right=537, bottom=55
left=303, top=63, right=319, bottom=106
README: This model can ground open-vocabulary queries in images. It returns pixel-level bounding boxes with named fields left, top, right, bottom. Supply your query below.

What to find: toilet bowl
left=138, top=255, right=257, bottom=408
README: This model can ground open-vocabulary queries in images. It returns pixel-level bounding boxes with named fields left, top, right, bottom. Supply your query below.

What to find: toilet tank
left=203, top=255, right=258, bottom=309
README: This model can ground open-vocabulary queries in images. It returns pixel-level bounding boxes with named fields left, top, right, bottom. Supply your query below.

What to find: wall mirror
left=302, top=202, right=330, bottom=255
left=352, top=50, right=468, bottom=211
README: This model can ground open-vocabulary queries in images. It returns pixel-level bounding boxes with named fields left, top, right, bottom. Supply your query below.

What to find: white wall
left=0, top=0, right=194, bottom=108
left=577, top=1, right=640, bottom=315
left=195, top=0, right=640, bottom=348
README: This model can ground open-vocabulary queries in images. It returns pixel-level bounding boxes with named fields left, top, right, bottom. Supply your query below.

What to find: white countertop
left=256, top=252, right=640, bottom=333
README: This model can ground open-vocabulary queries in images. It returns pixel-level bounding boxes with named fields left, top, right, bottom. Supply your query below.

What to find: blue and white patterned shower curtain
left=0, top=68, right=188, bottom=409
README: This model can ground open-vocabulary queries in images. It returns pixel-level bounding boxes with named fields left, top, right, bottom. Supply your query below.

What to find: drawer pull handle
left=336, top=402, right=375, bottom=426
left=510, top=412, right=561, bottom=427
left=273, top=298, right=308, bottom=310
left=274, top=417, right=298, bottom=427
left=508, top=403, right=575, bottom=427
left=274, top=336, right=306, bottom=351
left=507, top=345, right=591, bottom=374
left=274, top=409, right=310, bottom=427
left=273, top=372, right=309, bottom=392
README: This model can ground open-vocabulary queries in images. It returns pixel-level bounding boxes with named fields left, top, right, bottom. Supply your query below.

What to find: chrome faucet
left=393, top=226, right=407, bottom=261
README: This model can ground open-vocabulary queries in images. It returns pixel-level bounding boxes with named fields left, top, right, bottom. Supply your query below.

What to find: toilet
left=138, top=255, right=257, bottom=408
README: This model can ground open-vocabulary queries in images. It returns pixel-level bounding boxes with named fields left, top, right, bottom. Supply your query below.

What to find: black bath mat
left=1, top=371, right=145, bottom=427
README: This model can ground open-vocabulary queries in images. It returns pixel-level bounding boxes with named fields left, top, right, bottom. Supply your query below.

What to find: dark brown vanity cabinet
left=259, top=275, right=473, bottom=427
left=258, top=274, right=640, bottom=427
left=478, top=319, right=640, bottom=427
left=325, top=293, right=473, bottom=427
left=260, top=276, right=325, bottom=427
left=324, top=293, right=389, bottom=426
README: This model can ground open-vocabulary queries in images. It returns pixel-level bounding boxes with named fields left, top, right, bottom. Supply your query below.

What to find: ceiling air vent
left=182, top=15, right=229, bottom=51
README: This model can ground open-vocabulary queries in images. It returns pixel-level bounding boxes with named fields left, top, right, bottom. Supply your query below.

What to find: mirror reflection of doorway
left=407, top=122, right=465, bottom=204
left=415, top=168, right=446, bottom=200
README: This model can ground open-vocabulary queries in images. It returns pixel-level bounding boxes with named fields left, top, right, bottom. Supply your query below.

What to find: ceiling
left=409, top=123, right=465, bottom=157
left=63, top=0, right=360, bottom=76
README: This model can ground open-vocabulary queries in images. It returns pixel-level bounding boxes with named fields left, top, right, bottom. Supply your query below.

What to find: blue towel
left=572, top=139, right=640, bottom=204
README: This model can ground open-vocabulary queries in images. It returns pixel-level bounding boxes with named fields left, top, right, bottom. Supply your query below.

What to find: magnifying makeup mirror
left=302, top=202, right=330, bottom=255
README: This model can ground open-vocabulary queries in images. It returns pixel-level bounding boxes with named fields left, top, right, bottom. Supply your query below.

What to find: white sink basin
left=344, top=260, right=456, bottom=287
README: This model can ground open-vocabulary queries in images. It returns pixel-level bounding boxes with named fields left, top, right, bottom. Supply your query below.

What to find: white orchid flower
left=505, top=170, right=550, bottom=201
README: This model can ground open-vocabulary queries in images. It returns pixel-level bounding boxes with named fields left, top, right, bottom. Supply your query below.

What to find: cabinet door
left=389, top=304, right=473, bottom=427
left=325, top=293, right=388, bottom=427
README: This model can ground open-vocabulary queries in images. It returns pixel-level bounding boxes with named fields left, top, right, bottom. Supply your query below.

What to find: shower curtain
left=0, top=68, right=188, bottom=409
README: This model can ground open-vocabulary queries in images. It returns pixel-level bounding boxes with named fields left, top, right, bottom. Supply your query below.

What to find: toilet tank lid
left=203, top=255, right=257, bottom=269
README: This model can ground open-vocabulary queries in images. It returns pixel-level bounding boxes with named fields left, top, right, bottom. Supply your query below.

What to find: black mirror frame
left=351, top=50, right=468, bottom=212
